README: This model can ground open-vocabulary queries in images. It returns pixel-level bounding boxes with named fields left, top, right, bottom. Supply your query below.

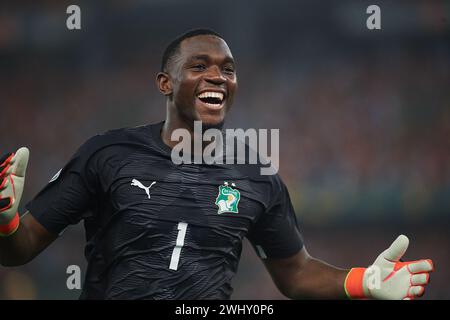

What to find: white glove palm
left=0, top=147, right=29, bottom=235
left=362, top=235, right=433, bottom=300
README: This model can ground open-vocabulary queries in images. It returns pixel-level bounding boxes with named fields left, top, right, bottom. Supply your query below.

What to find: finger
left=403, top=297, right=413, bottom=300
left=382, top=234, right=409, bottom=262
left=0, top=163, right=11, bottom=177
left=0, top=176, right=9, bottom=191
left=408, top=259, right=434, bottom=274
left=0, top=153, right=15, bottom=178
left=408, top=286, right=425, bottom=297
left=0, top=153, right=14, bottom=167
left=11, top=147, right=29, bottom=178
left=411, top=273, right=429, bottom=286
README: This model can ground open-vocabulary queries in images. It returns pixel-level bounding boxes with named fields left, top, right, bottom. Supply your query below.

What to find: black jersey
left=26, top=122, right=303, bottom=299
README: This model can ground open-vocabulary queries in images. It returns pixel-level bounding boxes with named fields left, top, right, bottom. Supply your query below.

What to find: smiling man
left=0, top=29, right=434, bottom=300
left=158, top=30, right=236, bottom=135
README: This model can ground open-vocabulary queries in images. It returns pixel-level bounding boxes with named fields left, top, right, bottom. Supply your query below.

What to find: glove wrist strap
left=0, top=212, right=20, bottom=237
left=344, top=267, right=367, bottom=299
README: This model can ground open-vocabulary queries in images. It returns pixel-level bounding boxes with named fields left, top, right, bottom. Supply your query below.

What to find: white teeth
left=198, top=91, right=224, bottom=101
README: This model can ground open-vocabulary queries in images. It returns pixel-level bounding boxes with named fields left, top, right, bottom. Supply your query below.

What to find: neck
left=161, top=104, right=196, bottom=149
left=161, top=103, right=223, bottom=153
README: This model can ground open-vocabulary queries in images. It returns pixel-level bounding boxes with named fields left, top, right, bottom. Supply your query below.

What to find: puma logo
left=131, top=179, right=156, bottom=199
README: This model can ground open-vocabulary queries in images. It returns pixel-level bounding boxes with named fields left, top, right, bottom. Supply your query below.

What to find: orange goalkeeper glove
left=345, top=235, right=434, bottom=300
left=0, top=147, right=29, bottom=236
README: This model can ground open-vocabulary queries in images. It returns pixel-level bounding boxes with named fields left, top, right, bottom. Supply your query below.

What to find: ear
left=156, top=72, right=173, bottom=96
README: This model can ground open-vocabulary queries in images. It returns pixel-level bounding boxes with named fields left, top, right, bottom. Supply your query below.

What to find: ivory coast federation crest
left=215, top=182, right=240, bottom=214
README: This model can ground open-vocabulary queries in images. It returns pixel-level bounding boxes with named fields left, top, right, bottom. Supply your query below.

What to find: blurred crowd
left=0, top=0, right=449, bottom=299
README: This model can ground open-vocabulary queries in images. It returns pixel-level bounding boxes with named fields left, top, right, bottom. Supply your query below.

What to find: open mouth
left=197, top=91, right=225, bottom=109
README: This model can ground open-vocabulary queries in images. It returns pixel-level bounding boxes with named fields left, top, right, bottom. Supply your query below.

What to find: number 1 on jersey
left=169, top=222, right=188, bottom=270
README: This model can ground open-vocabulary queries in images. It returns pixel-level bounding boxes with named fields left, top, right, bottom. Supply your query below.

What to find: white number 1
left=169, top=222, right=188, bottom=270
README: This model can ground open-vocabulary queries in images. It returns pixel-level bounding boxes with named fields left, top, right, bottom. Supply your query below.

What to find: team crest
left=215, top=182, right=240, bottom=214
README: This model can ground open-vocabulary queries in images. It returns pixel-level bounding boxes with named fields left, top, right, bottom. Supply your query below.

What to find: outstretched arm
left=264, top=247, right=348, bottom=299
left=264, top=235, right=434, bottom=300
left=0, top=212, right=57, bottom=266
left=0, top=148, right=57, bottom=266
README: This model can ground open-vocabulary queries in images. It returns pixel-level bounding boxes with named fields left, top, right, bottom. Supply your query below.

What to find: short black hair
left=161, top=28, right=224, bottom=72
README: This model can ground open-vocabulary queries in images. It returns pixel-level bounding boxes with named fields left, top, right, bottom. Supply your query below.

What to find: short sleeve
left=26, top=138, right=101, bottom=235
left=246, top=176, right=304, bottom=259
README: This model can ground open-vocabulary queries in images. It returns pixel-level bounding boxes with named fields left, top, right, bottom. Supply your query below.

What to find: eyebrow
left=188, top=54, right=235, bottom=64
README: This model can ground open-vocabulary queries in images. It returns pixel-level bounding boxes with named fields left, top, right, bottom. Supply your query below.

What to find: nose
left=204, top=66, right=226, bottom=85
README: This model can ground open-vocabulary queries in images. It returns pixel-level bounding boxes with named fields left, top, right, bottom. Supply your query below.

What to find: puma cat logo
left=131, top=179, right=156, bottom=199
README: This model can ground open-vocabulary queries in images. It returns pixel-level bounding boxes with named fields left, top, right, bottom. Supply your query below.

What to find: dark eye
left=192, top=64, right=206, bottom=71
left=223, top=67, right=235, bottom=74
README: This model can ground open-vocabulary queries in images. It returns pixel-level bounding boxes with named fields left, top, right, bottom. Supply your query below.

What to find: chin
left=193, top=109, right=226, bottom=130
left=192, top=100, right=228, bottom=130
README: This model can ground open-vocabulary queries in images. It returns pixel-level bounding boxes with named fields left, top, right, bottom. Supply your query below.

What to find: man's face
left=168, top=35, right=237, bottom=129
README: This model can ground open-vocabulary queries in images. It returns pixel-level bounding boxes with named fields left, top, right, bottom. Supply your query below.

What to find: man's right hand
left=0, top=147, right=29, bottom=236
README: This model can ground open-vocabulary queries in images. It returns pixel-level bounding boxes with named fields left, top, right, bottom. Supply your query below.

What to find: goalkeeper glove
left=0, top=147, right=29, bottom=236
left=344, top=234, right=434, bottom=300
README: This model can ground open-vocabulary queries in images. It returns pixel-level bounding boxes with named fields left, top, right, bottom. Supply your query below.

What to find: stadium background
left=0, top=0, right=449, bottom=299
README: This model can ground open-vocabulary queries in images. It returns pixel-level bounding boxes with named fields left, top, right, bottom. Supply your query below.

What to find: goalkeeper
left=0, top=29, right=434, bottom=300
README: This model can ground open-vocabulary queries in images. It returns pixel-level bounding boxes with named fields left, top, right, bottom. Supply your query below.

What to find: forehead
left=178, top=35, right=233, bottom=61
